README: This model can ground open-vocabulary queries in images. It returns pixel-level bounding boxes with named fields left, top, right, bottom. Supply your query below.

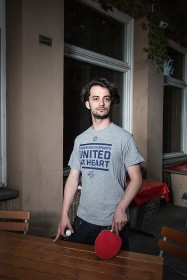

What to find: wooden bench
left=158, top=226, right=187, bottom=262
left=0, top=210, right=30, bottom=234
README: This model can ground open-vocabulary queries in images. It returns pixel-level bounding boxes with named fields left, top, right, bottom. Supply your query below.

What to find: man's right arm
left=54, top=168, right=80, bottom=241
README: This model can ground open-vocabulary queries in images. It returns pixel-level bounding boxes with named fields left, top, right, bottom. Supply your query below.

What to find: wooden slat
left=0, top=231, right=58, bottom=244
left=0, top=264, right=70, bottom=280
left=0, top=252, right=162, bottom=280
left=158, top=239, right=187, bottom=262
left=117, top=250, right=163, bottom=265
left=0, top=222, right=29, bottom=232
left=0, top=231, right=163, bottom=265
left=160, top=226, right=187, bottom=246
left=159, top=226, right=187, bottom=262
left=0, top=244, right=163, bottom=279
left=0, top=253, right=161, bottom=280
left=0, top=231, right=163, bottom=280
left=0, top=233, right=163, bottom=271
left=0, top=277, right=17, bottom=280
left=0, top=211, right=30, bottom=233
left=0, top=210, right=30, bottom=220
left=0, top=239, right=163, bottom=275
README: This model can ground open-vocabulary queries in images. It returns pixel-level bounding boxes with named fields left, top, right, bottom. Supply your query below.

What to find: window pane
left=64, top=57, right=123, bottom=167
left=64, top=0, right=125, bottom=60
left=163, top=86, right=182, bottom=153
left=165, top=47, right=184, bottom=80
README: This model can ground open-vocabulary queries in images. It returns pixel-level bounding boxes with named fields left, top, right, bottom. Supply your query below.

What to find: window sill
left=0, top=187, right=19, bottom=201
left=163, top=154, right=187, bottom=167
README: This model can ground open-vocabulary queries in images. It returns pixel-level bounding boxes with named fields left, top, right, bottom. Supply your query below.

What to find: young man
left=54, top=78, right=144, bottom=250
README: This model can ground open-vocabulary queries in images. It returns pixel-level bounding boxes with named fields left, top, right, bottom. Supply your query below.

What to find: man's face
left=86, top=85, right=111, bottom=119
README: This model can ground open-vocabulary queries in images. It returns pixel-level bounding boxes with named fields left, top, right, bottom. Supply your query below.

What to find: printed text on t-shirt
left=79, top=143, right=112, bottom=171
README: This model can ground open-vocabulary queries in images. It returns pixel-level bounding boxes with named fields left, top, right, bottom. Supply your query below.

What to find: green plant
left=142, top=13, right=169, bottom=72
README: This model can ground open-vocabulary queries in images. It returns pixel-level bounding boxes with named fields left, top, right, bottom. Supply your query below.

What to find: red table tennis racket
left=94, top=229, right=122, bottom=259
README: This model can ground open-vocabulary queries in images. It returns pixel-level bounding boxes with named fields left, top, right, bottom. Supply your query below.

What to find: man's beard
left=92, top=109, right=110, bottom=119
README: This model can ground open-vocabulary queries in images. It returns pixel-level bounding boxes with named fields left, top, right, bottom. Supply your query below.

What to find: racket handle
left=110, top=228, right=118, bottom=234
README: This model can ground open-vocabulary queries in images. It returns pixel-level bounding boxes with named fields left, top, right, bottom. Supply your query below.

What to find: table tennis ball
left=65, top=229, right=72, bottom=236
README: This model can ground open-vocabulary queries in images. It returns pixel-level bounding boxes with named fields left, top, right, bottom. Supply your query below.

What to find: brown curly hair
left=81, top=77, right=120, bottom=105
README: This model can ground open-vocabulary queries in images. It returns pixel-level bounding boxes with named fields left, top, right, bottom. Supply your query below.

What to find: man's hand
left=53, top=215, right=74, bottom=241
left=112, top=203, right=127, bottom=234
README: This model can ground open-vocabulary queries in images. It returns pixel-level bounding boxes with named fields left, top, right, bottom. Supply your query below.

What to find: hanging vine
left=142, top=13, right=169, bottom=72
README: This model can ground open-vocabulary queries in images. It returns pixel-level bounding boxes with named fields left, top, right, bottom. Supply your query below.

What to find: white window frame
left=64, top=0, right=134, bottom=132
left=163, top=40, right=187, bottom=159
left=0, top=0, right=6, bottom=187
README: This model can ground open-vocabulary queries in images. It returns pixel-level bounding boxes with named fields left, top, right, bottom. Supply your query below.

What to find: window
left=163, top=44, right=187, bottom=158
left=65, top=0, right=125, bottom=60
left=0, top=0, right=6, bottom=187
left=64, top=0, right=133, bottom=167
left=163, top=86, right=182, bottom=153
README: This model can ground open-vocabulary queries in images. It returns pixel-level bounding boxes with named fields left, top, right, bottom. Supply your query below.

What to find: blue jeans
left=68, top=215, right=129, bottom=251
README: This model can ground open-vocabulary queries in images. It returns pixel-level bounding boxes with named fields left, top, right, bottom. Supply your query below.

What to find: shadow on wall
left=28, top=211, right=60, bottom=238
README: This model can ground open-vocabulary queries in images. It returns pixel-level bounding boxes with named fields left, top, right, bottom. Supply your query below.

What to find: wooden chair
left=0, top=210, right=30, bottom=234
left=158, top=226, right=187, bottom=277
left=158, top=226, right=187, bottom=262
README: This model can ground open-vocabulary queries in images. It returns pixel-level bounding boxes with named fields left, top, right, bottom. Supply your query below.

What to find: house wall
left=6, top=0, right=64, bottom=237
left=133, top=17, right=164, bottom=181
left=133, top=17, right=149, bottom=168
left=147, top=61, right=164, bottom=181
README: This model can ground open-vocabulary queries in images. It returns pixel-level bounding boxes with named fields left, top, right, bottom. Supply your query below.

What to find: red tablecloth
left=169, top=164, right=187, bottom=171
left=134, top=179, right=169, bottom=205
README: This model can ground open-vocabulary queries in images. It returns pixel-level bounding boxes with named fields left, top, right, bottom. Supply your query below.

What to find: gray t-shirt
left=69, top=123, right=144, bottom=226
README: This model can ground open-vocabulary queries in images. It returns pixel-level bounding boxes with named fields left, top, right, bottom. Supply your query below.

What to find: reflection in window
left=164, top=47, right=184, bottom=80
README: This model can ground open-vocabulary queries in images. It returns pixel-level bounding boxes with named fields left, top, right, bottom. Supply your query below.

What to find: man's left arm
left=112, top=164, right=142, bottom=232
